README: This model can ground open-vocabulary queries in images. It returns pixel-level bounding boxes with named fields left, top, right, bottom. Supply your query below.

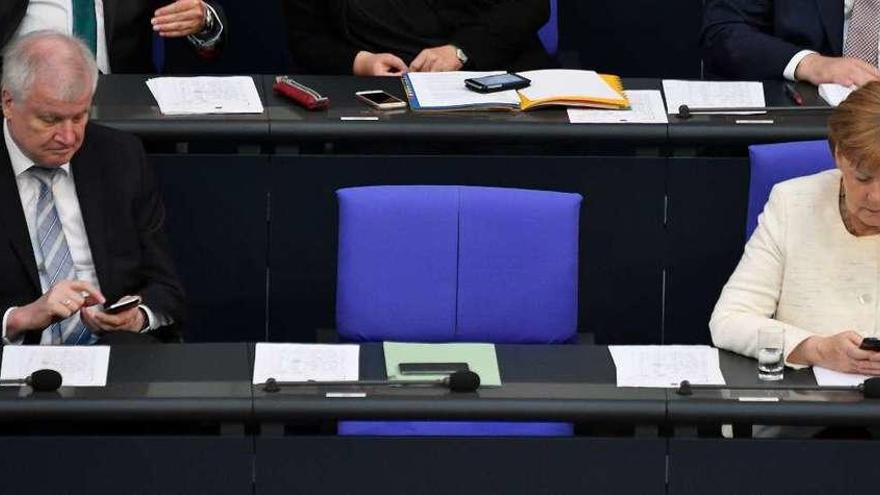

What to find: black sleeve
left=281, top=0, right=362, bottom=74
left=701, top=0, right=804, bottom=80
left=443, top=0, right=549, bottom=70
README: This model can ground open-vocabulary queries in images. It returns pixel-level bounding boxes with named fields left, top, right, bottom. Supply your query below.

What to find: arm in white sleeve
left=709, top=186, right=816, bottom=368
left=783, top=49, right=818, bottom=81
left=138, top=304, right=173, bottom=333
left=2, top=308, right=25, bottom=345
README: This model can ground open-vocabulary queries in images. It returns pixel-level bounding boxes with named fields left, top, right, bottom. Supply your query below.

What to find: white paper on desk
left=252, top=343, right=360, bottom=385
left=609, top=345, right=726, bottom=388
left=818, top=83, right=854, bottom=107
left=567, top=90, right=668, bottom=124
left=405, top=71, right=520, bottom=109
left=662, top=80, right=765, bottom=114
left=813, top=366, right=869, bottom=387
left=146, top=76, right=264, bottom=115
left=1, top=346, right=110, bottom=387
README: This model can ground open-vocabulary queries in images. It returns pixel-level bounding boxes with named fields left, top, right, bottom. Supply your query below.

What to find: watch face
left=456, top=48, right=468, bottom=65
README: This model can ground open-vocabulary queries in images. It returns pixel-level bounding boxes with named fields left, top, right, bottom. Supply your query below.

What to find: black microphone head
left=28, top=369, right=62, bottom=392
left=447, top=370, right=480, bottom=392
left=676, top=380, right=693, bottom=396
left=263, top=378, right=280, bottom=393
left=677, top=104, right=691, bottom=119
left=862, top=377, right=880, bottom=398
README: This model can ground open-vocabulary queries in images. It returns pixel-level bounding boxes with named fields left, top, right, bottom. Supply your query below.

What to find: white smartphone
left=104, top=295, right=142, bottom=315
left=355, top=90, right=407, bottom=110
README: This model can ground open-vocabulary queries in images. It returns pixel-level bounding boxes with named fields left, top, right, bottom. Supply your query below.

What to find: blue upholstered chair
left=335, top=185, right=581, bottom=436
left=746, top=140, right=836, bottom=238
left=538, top=0, right=559, bottom=57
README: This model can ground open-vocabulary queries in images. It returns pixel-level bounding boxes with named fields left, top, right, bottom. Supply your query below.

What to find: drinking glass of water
left=757, top=326, right=784, bottom=381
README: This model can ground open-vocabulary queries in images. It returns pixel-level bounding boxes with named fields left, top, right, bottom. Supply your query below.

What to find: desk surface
left=0, top=343, right=874, bottom=427
left=90, top=75, right=831, bottom=148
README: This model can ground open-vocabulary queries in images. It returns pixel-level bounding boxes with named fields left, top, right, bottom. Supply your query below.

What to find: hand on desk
left=81, top=299, right=146, bottom=333
left=6, top=280, right=104, bottom=340
left=789, top=331, right=880, bottom=375
left=409, top=45, right=463, bottom=73
left=795, top=54, right=880, bottom=87
left=152, top=0, right=208, bottom=38
left=353, top=51, right=408, bottom=76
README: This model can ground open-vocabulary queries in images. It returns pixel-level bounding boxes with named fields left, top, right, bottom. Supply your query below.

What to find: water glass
left=757, top=326, right=784, bottom=381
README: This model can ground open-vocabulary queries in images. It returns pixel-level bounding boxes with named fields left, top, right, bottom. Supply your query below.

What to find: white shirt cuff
left=784, top=50, right=818, bottom=81
left=138, top=304, right=172, bottom=333
left=2, top=307, right=25, bottom=345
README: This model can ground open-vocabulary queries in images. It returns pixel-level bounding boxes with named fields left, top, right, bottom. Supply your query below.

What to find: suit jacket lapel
left=0, top=140, right=40, bottom=292
left=71, top=136, right=111, bottom=294
left=816, top=0, right=845, bottom=55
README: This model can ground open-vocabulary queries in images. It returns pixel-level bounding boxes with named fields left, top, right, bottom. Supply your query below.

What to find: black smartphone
left=398, top=362, right=470, bottom=375
left=464, top=73, right=531, bottom=93
left=860, top=337, right=880, bottom=351
left=104, top=295, right=142, bottom=315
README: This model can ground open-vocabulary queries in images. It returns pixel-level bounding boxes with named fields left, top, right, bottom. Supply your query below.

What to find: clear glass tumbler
left=757, top=326, right=784, bottom=381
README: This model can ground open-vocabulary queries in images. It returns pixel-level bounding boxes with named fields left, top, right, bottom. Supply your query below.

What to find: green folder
left=383, top=342, right=501, bottom=386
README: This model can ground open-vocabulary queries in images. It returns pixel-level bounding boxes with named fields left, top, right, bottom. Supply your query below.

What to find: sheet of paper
left=1, top=346, right=110, bottom=387
left=404, top=71, right=520, bottom=109
left=818, top=83, right=854, bottom=107
left=567, top=90, right=668, bottom=124
left=518, top=69, right=623, bottom=102
left=662, top=79, right=765, bottom=114
left=609, top=345, right=726, bottom=388
left=383, top=341, right=501, bottom=385
left=146, top=76, right=265, bottom=115
left=813, top=365, right=869, bottom=387
left=252, top=343, right=360, bottom=385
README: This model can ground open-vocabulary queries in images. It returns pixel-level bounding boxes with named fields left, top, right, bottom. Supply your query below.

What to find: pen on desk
left=784, top=83, right=805, bottom=106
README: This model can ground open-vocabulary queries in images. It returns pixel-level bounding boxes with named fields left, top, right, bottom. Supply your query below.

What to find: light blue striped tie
left=30, top=167, right=97, bottom=345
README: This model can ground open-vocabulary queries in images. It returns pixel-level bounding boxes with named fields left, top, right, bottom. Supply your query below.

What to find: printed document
left=662, top=80, right=765, bottom=114
left=813, top=366, right=868, bottom=387
left=568, top=90, right=668, bottom=124
left=252, top=343, right=360, bottom=384
left=146, top=76, right=265, bottom=115
left=818, top=83, right=854, bottom=107
left=1, top=346, right=110, bottom=387
left=609, top=345, right=726, bottom=388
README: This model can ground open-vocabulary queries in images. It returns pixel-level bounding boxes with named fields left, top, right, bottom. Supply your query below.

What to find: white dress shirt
left=710, top=169, right=880, bottom=368
left=2, top=120, right=167, bottom=344
left=13, top=0, right=111, bottom=73
left=785, top=0, right=876, bottom=80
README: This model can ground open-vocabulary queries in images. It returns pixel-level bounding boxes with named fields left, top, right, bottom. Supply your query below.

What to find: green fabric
left=383, top=342, right=501, bottom=385
left=72, top=0, right=98, bottom=55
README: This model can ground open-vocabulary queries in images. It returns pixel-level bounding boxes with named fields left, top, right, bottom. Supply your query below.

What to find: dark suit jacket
left=282, top=0, right=552, bottom=74
left=701, top=0, right=844, bottom=80
left=0, top=0, right=226, bottom=73
left=0, top=123, right=186, bottom=344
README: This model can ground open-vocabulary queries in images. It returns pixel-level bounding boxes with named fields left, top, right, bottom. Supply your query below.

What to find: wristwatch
left=454, top=46, right=469, bottom=66
left=202, top=2, right=215, bottom=33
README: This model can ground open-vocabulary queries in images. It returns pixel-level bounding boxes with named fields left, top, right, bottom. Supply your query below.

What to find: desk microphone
left=676, top=104, right=832, bottom=119
left=262, top=370, right=481, bottom=393
left=0, top=369, right=63, bottom=392
left=676, top=377, right=880, bottom=399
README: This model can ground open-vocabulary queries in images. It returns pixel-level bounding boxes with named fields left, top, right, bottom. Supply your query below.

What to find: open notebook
left=402, top=69, right=628, bottom=111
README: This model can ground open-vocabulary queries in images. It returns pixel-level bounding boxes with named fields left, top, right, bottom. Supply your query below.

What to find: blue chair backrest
left=746, top=140, right=836, bottom=238
left=336, top=185, right=581, bottom=344
left=538, top=0, right=559, bottom=56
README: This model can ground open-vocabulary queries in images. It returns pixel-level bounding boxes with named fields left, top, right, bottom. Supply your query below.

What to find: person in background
left=0, top=31, right=185, bottom=345
left=0, top=0, right=227, bottom=73
left=282, top=0, right=552, bottom=76
left=710, top=81, right=880, bottom=375
left=702, top=0, right=880, bottom=86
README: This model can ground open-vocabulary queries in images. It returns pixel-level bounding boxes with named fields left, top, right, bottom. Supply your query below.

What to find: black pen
left=784, top=83, right=805, bottom=106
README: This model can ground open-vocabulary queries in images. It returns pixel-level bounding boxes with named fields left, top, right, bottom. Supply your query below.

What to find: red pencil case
left=273, top=76, right=330, bottom=111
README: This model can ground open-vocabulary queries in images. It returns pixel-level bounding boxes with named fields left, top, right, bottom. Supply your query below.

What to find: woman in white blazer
left=711, top=82, right=880, bottom=375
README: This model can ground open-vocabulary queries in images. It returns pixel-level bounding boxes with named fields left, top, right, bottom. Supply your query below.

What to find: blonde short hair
left=828, top=81, right=880, bottom=172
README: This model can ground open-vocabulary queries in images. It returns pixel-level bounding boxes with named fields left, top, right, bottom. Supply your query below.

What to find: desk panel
left=267, top=155, right=665, bottom=344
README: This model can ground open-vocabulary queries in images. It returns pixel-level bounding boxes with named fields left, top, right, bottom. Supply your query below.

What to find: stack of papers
left=0, top=346, right=110, bottom=387
left=568, top=90, right=668, bottom=124
left=662, top=80, right=765, bottom=114
left=818, top=83, right=854, bottom=107
left=146, top=76, right=265, bottom=115
left=252, top=343, right=360, bottom=385
left=608, top=345, right=726, bottom=388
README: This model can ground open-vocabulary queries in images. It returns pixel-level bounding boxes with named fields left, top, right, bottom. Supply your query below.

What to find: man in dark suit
left=0, top=0, right=226, bottom=73
left=282, top=0, right=552, bottom=76
left=702, top=0, right=880, bottom=86
left=0, top=31, right=184, bottom=345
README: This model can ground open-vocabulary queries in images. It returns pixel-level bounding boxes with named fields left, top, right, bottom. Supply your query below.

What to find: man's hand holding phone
left=82, top=295, right=146, bottom=333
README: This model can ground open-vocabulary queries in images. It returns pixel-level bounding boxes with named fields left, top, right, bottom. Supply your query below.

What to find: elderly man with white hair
left=0, top=31, right=185, bottom=345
